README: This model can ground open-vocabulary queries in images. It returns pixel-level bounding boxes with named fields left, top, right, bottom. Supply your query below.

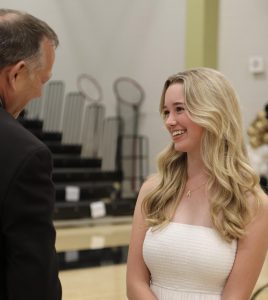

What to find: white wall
left=218, top=0, right=268, bottom=140
left=1, top=0, right=186, bottom=174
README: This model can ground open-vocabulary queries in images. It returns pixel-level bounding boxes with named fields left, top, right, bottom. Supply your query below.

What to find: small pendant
left=186, top=190, right=191, bottom=197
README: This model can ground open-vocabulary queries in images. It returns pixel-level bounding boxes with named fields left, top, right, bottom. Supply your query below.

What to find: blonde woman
left=126, top=68, right=268, bottom=300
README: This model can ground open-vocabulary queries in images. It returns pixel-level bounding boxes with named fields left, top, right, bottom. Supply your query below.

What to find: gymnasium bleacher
left=18, top=78, right=148, bottom=270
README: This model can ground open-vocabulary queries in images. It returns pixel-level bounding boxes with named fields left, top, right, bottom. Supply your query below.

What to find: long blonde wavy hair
left=142, top=67, right=261, bottom=242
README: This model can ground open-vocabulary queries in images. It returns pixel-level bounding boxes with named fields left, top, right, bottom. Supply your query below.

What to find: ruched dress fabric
left=143, top=222, right=237, bottom=300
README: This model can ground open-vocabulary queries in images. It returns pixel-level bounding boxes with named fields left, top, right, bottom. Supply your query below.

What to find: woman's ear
left=7, top=61, right=26, bottom=89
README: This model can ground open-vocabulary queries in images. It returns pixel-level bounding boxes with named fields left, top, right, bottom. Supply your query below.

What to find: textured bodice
left=143, top=222, right=237, bottom=299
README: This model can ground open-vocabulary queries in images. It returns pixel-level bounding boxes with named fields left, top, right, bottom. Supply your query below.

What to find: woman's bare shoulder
left=253, top=188, right=268, bottom=207
left=140, top=173, right=160, bottom=192
left=136, top=173, right=161, bottom=201
left=248, top=188, right=268, bottom=224
left=259, top=189, right=268, bottom=214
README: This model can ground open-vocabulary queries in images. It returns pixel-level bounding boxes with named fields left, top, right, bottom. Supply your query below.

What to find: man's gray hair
left=0, top=9, right=59, bottom=69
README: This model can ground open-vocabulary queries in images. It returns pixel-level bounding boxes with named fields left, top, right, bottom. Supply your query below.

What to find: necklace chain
left=186, top=182, right=206, bottom=198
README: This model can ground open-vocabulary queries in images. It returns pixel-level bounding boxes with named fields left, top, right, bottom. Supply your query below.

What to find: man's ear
left=7, top=61, right=26, bottom=89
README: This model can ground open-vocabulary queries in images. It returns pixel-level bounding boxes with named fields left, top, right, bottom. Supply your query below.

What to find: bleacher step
left=55, top=182, right=118, bottom=201
left=19, top=119, right=43, bottom=129
left=54, top=199, right=134, bottom=220
left=30, top=130, right=62, bottom=142
left=52, top=169, right=122, bottom=183
left=53, top=157, right=101, bottom=168
left=45, top=142, right=82, bottom=155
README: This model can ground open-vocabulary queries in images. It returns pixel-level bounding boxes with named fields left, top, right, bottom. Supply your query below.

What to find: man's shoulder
left=0, top=109, right=44, bottom=149
left=0, top=110, right=51, bottom=198
left=0, top=109, right=48, bottom=163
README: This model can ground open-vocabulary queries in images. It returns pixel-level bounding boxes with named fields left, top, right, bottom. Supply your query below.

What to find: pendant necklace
left=186, top=182, right=206, bottom=198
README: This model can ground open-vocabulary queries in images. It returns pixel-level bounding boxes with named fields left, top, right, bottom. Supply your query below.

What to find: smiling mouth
left=172, top=130, right=186, bottom=137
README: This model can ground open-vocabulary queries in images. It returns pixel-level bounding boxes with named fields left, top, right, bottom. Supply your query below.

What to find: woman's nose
left=165, top=114, right=177, bottom=126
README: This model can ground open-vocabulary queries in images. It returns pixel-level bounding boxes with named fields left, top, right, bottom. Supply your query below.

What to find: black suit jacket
left=0, top=107, right=62, bottom=299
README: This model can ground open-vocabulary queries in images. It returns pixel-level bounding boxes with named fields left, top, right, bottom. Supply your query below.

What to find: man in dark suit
left=0, top=9, right=61, bottom=299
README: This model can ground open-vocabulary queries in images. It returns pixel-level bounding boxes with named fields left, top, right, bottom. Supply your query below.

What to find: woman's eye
left=176, top=106, right=184, bottom=113
left=162, top=110, right=169, bottom=118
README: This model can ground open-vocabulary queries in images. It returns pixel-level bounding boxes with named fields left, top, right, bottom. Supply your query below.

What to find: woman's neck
left=186, top=154, right=208, bottom=182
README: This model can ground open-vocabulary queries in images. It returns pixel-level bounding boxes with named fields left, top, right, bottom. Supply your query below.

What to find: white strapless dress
left=143, top=222, right=237, bottom=300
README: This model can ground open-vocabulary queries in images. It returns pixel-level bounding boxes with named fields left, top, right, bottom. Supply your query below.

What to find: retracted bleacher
left=18, top=78, right=150, bottom=270
left=19, top=80, right=137, bottom=221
